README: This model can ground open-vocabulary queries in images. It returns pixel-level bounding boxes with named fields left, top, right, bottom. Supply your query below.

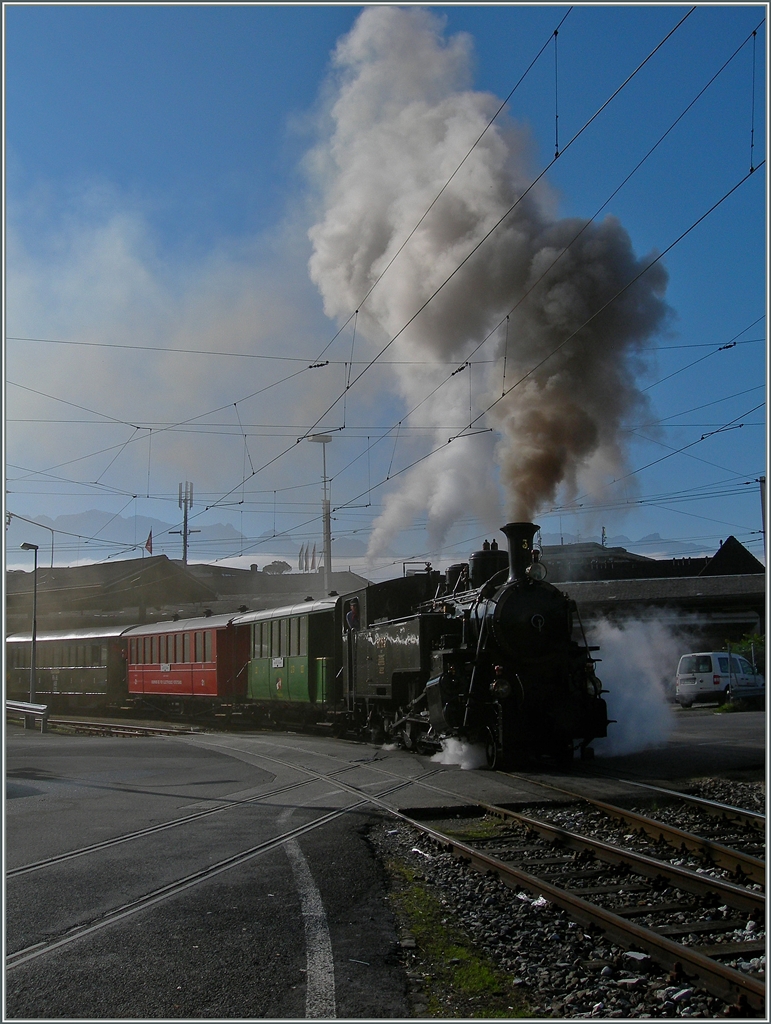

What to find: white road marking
left=280, top=809, right=337, bottom=1019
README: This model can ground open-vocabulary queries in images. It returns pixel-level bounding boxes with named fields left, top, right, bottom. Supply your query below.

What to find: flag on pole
left=298, top=543, right=305, bottom=571
left=311, top=543, right=317, bottom=571
left=304, top=545, right=310, bottom=572
left=145, top=530, right=153, bottom=555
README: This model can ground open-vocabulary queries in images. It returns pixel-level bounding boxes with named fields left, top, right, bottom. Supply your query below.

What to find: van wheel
left=680, top=700, right=693, bottom=709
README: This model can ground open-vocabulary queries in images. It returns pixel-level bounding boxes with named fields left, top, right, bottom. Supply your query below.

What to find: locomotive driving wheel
left=484, top=727, right=500, bottom=770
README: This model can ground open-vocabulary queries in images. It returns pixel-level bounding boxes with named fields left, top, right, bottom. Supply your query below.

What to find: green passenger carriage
left=233, top=599, right=344, bottom=721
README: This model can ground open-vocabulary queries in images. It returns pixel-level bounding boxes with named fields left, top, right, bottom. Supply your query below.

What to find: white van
left=676, top=652, right=765, bottom=707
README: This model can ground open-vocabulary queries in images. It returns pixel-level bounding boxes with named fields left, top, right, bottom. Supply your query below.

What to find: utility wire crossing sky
left=4, top=4, right=767, bottom=575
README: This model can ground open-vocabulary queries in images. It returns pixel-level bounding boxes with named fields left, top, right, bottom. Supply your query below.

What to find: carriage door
left=344, top=599, right=358, bottom=712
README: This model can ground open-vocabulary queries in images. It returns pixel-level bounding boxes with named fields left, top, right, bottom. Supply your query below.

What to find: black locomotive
left=343, top=522, right=609, bottom=767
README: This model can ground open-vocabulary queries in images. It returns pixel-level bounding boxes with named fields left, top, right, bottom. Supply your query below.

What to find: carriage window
left=174, top=634, right=183, bottom=663
left=195, top=632, right=203, bottom=663
left=289, top=618, right=299, bottom=657
left=299, top=615, right=307, bottom=657
left=130, top=638, right=137, bottom=664
left=143, top=637, right=151, bottom=663
left=91, top=644, right=101, bottom=666
left=271, top=620, right=281, bottom=658
left=280, top=619, right=288, bottom=657
left=151, top=636, right=158, bottom=663
left=100, top=644, right=108, bottom=666
left=204, top=631, right=212, bottom=661
left=76, top=645, right=86, bottom=666
left=183, top=633, right=191, bottom=663
left=255, top=622, right=269, bottom=659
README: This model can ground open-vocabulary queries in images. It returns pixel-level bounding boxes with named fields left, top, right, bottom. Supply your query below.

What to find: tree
left=727, top=632, right=765, bottom=674
left=263, top=560, right=292, bottom=575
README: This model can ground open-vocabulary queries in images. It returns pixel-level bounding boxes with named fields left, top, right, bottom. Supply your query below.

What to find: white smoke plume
left=308, top=7, right=670, bottom=554
left=589, top=615, right=696, bottom=756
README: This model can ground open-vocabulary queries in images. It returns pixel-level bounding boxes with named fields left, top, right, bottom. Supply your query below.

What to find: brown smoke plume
left=308, top=8, right=670, bottom=554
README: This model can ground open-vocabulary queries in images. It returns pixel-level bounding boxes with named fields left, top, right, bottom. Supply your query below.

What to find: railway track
left=8, top=722, right=765, bottom=1013
left=43, top=717, right=204, bottom=737
left=400, top=790, right=765, bottom=1013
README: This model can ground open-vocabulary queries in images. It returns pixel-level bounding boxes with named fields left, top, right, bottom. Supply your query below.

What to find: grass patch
left=385, top=858, right=531, bottom=1018
left=439, top=815, right=513, bottom=843
left=714, top=698, right=764, bottom=713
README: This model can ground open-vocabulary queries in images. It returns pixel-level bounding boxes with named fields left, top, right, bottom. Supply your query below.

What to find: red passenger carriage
left=125, top=614, right=250, bottom=709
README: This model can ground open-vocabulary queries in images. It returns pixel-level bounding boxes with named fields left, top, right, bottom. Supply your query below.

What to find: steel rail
left=6, top=767, right=365, bottom=877
left=5, top=768, right=421, bottom=971
left=572, top=798, right=765, bottom=885
left=568, top=772, right=765, bottom=831
left=476, top=804, right=764, bottom=914
left=183, top=738, right=764, bottom=917
left=398, top=815, right=766, bottom=1012
left=495, top=775, right=765, bottom=884
left=43, top=718, right=201, bottom=736
left=213, top=737, right=766, bottom=1010
left=5, top=801, right=368, bottom=971
left=618, top=779, right=766, bottom=831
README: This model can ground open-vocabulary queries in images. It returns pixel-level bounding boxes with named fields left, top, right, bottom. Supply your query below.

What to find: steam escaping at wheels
left=430, top=737, right=489, bottom=772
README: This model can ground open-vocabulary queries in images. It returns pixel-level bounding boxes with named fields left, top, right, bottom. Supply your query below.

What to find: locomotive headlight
left=492, top=679, right=512, bottom=699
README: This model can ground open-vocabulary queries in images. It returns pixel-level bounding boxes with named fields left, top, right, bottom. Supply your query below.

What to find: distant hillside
left=6, top=510, right=374, bottom=568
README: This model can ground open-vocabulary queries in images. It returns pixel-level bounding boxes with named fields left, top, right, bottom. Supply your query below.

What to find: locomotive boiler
left=344, top=522, right=609, bottom=768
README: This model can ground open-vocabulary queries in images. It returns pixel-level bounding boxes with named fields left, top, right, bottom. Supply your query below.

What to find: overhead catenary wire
left=9, top=8, right=753, bottom=505
left=463, top=160, right=765, bottom=436
left=9, top=9, right=763, bottom=568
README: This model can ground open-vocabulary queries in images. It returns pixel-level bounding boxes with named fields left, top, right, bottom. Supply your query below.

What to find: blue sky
left=4, top=4, right=767, bottom=574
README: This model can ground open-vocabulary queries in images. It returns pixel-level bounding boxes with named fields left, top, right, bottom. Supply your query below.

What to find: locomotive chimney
left=501, top=522, right=539, bottom=582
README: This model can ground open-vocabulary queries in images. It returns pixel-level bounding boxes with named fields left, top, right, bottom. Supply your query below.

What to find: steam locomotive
left=344, top=522, right=609, bottom=768
left=6, top=522, right=609, bottom=767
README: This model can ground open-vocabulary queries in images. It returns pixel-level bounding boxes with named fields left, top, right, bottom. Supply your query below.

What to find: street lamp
left=20, top=542, right=39, bottom=703
left=308, top=434, right=333, bottom=594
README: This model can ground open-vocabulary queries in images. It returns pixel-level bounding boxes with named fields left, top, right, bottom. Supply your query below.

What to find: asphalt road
left=5, top=706, right=765, bottom=1019
left=5, top=731, right=410, bottom=1019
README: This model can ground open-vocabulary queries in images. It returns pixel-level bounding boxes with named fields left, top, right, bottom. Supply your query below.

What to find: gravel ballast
left=369, top=778, right=765, bottom=1018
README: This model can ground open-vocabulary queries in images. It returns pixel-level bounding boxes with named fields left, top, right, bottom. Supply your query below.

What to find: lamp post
left=309, top=434, right=333, bottom=594
left=21, top=542, right=39, bottom=703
